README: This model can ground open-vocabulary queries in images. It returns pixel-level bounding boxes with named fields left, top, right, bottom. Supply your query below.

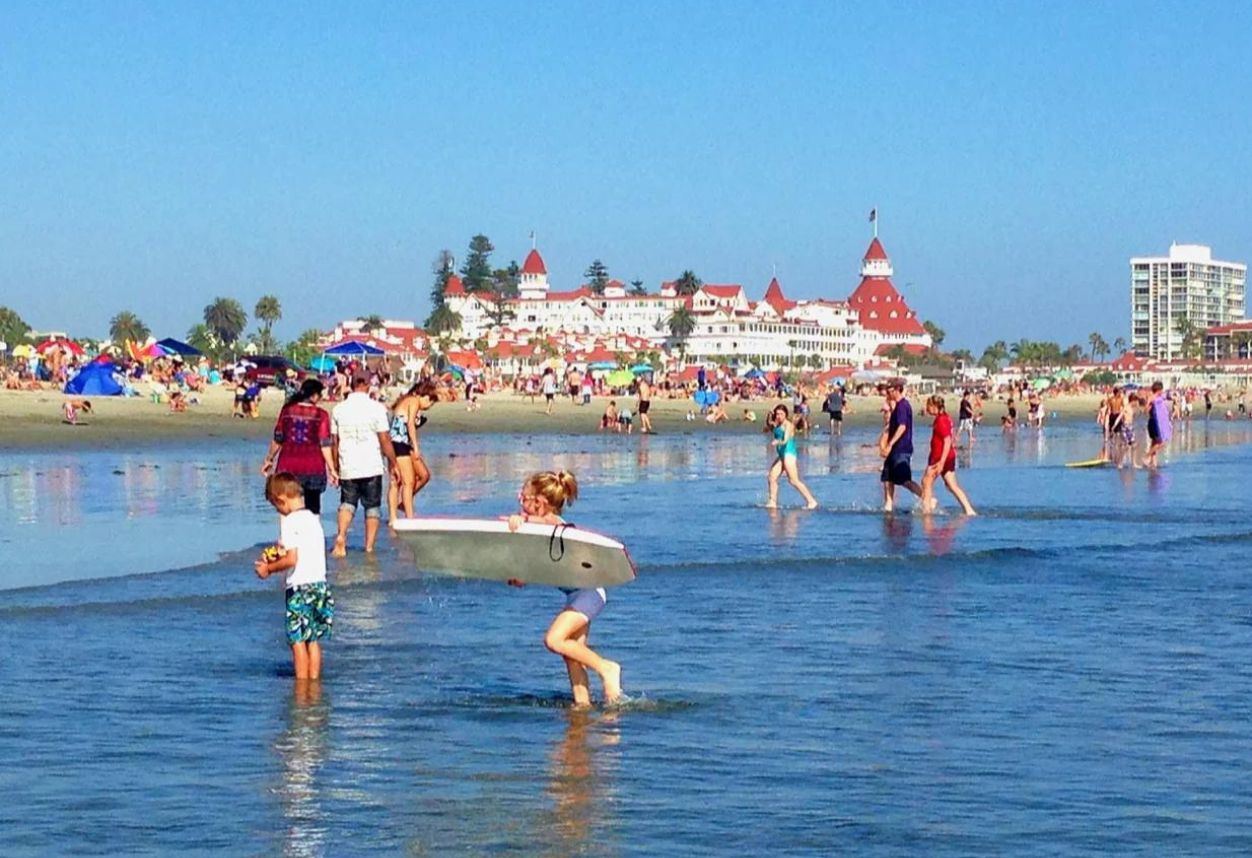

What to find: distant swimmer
left=920, top=395, right=976, bottom=516
left=878, top=378, right=924, bottom=512
left=765, top=404, right=818, bottom=510
left=506, top=471, right=622, bottom=707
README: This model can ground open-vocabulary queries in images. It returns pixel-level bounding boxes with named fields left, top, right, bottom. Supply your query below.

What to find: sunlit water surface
left=3, top=419, right=1252, bottom=855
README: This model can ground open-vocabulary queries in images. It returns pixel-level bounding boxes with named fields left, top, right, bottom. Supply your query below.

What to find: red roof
left=762, top=277, right=795, bottom=314
left=864, top=237, right=888, bottom=261
left=446, top=350, right=484, bottom=370
left=848, top=277, right=926, bottom=335
left=1111, top=351, right=1148, bottom=371
left=444, top=274, right=465, bottom=296
left=522, top=249, right=547, bottom=275
left=874, top=343, right=928, bottom=356
left=1206, top=321, right=1252, bottom=335
left=701, top=284, right=744, bottom=300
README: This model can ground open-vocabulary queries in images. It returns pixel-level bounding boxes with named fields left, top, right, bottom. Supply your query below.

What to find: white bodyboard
left=391, top=518, right=636, bottom=589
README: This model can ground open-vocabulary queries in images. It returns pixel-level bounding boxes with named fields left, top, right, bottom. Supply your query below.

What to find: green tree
left=667, top=305, right=696, bottom=356
left=673, top=270, right=702, bottom=296
left=950, top=348, right=974, bottom=364
left=0, top=306, right=31, bottom=348
left=203, top=297, right=247, bottom=349
left=1088, top=332, right=1109, bottom=362
left=109, top=310, right=150, bottom=344
left=255, top=295, right=282, bottom=331
left=808, top=353, right=824, bottom=369
left=285, top=328, right=324, bottom=366
left=425, top=249, right=456, bottom=330
left=185, top=323, right=220, bottom=359
left=1175, top=317, right=1202, bottom=360
left=460, top=234, right=495, bottom=293
left=584, top=259, right=610, bottom=295
left=979, top=340, right=1009, bottom=372
left=359, top=315, right=384, bottom=331
left=628, top=278, right=647, bottom=296
left=484, top=262, right=520, bottom=327
left=426, top=304, right=462, bottom=335
left=1112, top=336, right=1127, bottom=356
left=1063, top=344, right=1085, bottom=365
left=923, top=320, right=945, bottom=348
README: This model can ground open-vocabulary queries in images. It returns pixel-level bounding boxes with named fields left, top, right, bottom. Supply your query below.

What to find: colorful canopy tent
left=36, top=339, right=85, bottom=356
left=308, top=355, right=337, bottom=372
left=630, top=364, right=654, bottom=375
left=64, top=363, right=124, bottom=396
left=588, top=361, right=617, bottom=371
left=155, top=337, right=202, bottom=357
left=741, top=368, right=766, bottom=380
left=323, top=341, right=385, bottom=357
left=127, top=340, right=165, bottom=361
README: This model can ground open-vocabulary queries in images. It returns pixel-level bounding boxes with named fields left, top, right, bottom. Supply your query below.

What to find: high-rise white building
left=1131, top=244, right=1246, bottom=359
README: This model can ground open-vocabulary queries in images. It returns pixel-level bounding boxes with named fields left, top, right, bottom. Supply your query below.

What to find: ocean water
left=4, top=418, right=1252, bottom=855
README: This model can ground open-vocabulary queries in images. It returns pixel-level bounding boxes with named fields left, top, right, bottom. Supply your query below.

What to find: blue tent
left=742, top=368, right=766, bottom=380
left=588, top=360, right=617, bottom=371
left=324, top=341, right=385, bottom=357
left=308, top=355, right=337, bottom=372
left=630, top=363, right=654, bottom=375
left=155, top=337, right=202, bottom=357
left=65, top=363, right=124, bottom=396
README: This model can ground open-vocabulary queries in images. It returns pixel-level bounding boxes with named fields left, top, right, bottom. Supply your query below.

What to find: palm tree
left=1174, top=317, right=1202, bottom=360
left=203, top=297, right=247, bottom=348
left=185, top=323, right=219, bottom=356
left=1112, top=336, right=1127, bottom=356
left=808, top=353, right=824, bottom=369
left=673, top=271, right=702, bottom=296
left=628, top=279, right=647, bottom=296
left=255, top=295, right=282, bottom=332
left=360, top=314, right=385, bottom=332
left=1087, top=332, right=1109, bottom=362
left=109, top=310, right=150, bottom=344
left=667, top=305, right=696, bottom=359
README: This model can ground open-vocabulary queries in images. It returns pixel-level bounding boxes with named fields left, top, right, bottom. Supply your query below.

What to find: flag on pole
left=868, top=208, right=877, bottom=223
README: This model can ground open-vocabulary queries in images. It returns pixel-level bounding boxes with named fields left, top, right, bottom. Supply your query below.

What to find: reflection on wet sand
left=274, top=681, right=330, bottom=858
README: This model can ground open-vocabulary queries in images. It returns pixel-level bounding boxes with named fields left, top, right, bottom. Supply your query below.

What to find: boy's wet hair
left=265, top=472, right=303, bottom=503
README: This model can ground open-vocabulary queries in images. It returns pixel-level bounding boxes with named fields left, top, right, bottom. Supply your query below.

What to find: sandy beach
left=1, top=385, right=1114, bottom=449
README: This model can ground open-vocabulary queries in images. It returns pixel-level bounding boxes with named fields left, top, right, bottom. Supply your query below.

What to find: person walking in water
left=637, top=377, right=654, bottom=434
left=879, top=379, right=924, bottom=512
left=330, top=376, right=399, bottom=556
left=920, top=395, right=976, bottom=515
left=506, top=471, right=623, bottom=706
left=1145, top=381, right=1173, bottom=469
left=765, top=404, right=819, bottom=509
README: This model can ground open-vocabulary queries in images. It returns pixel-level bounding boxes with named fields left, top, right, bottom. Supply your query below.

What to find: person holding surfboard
left=506, top=471, right=623, bottom=707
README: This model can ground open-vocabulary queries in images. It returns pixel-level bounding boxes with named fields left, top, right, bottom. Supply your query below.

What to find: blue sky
left=2, top=1, right=1250, bottom=350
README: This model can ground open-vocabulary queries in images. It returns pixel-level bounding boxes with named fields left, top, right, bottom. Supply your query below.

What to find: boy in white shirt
left=255, top=473, right=334, bottom=680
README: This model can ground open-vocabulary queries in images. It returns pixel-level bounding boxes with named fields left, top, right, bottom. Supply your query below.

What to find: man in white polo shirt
left=331, top=376, right=399, bottom=556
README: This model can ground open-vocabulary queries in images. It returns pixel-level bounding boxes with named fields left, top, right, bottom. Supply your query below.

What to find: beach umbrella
left=64, top=362, right=123, bottom=396
left=605, top=369, right=634, bottom=387
left=588, top=360, right=617, bottom=371
left=323, top=341, right=385, bottom=357
left=36, top=339, right=85, bottom=356
left=630, top=363, right=653, bottom=375
left=155, top=337, right=202, bottom=357
left=12, top=344, right=35, bottom=358
left=742, top=368, right=766, bottom=380
left=1031, top=378, right=1051, bottom=390
left=308, top=355, right=337, bottom=372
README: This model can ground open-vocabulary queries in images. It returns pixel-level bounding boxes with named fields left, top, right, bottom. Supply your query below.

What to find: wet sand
left=0, top=385, right=1113, bottom=450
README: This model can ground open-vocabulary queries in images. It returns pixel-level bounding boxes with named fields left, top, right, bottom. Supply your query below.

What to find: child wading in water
left=920, top=395, right=977, bottom=515
left=507, top=471, right=623, bottom=707
left=255, top=473, right=334, bottom=680
left=766, top=404, right=819, bottom=509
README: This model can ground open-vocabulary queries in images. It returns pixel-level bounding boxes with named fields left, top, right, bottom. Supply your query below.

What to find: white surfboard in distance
left=391, top=517, right=637, bottom=589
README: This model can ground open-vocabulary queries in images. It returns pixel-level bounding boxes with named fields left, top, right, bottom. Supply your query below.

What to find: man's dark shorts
left=830, top=411, right=843, bottom=422
left=340, top=475, right=383, bottom=518
left=639, top=400, right=651, bottom=415
left=880, top=454, right=913, bottom=485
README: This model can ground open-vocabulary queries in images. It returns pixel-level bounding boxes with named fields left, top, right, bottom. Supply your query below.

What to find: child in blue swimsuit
left=766, top=405, right=819, bottom=509
left=507, top=470, right=623, bottom=706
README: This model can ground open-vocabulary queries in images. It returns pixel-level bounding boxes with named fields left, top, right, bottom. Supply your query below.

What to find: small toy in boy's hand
left=261, top=545, right=285, bottom=563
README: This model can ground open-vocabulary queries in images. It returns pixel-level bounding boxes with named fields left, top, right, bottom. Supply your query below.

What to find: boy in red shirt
left=921, top=395, right=977, bottom=515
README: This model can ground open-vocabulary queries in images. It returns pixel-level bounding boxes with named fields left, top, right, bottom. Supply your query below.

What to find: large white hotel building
left=443, top=236, right=931, bottom=370
left=1131, top=243, right=1247, bottom=360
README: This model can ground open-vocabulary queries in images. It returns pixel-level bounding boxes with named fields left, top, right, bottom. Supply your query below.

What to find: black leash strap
left=548, top=523, right=573, bottom=562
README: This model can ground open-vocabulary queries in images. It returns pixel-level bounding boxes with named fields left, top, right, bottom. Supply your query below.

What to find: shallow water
left=4, top=418, right=1252, bottom=855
